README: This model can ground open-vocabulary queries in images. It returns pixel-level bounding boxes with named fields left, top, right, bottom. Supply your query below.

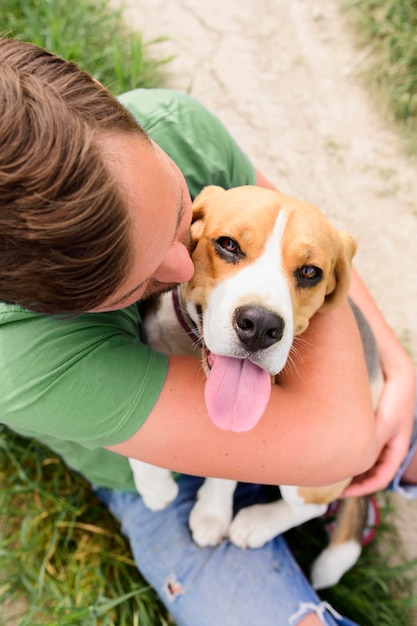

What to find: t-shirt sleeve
left=118, top=88, right=256, bottom=198
left=1, top=306, right=167, bottom=448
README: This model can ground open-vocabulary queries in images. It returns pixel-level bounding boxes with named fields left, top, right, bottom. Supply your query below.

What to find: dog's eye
left=218, top=237, right=239, bottom=253
left=301, top=265, right=319, bottom=279
left=212, top=237, right=244, bottom=264
left=295, top=265, right=323, bottom=288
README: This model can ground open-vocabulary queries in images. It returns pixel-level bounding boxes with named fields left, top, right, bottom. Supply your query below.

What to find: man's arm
left=344, top=271, right=416, bottom=495
left=107, top=297, right=376, bottom=487
left=254, top=168, right=279, bottom=190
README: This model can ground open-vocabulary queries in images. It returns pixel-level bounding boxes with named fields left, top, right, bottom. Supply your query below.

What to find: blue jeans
left=95, top=477, right=357, bottom=626
left=390, top=382, right=417, bottom=497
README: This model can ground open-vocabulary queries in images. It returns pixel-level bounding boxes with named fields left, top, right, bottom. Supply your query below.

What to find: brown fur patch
left=297, top=479, right=351, bottom=505
left=328, top=497, right=369, bottom=545
left=280, top=201, right=356, bottom=335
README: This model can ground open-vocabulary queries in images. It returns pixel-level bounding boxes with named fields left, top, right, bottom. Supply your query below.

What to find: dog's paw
left=228, top=504, right=279, bottom=548
left=311, top=540, right=361, bottom=590
left=140, top=479, right=179, bottom=512
left=189, top=500, right=232, bottom=547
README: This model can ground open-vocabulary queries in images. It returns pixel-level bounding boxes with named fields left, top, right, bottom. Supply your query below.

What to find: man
left=0, top=38, right=415, bottom=625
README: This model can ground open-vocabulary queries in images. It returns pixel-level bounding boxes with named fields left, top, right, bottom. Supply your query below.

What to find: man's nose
left=153, top=242, right=194, bottom=284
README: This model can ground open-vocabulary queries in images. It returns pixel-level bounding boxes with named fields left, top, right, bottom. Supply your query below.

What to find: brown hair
left=0, top=38, right=150, bottom=313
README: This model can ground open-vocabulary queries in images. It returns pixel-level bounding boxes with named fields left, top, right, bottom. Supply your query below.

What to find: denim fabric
left=95, top=476, right=358, bottom=626
left=390, top=384, right=417, bottom=497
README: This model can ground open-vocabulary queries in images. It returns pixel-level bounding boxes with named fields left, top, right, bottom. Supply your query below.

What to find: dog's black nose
left=233, top=305, right=285, bottom=351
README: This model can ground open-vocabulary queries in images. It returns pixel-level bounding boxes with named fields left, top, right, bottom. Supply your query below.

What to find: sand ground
left=118, top=0, right=417, bottom=600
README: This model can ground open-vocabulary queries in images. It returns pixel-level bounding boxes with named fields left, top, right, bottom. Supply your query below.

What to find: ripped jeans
left=95, top=477, right=357, bottom=626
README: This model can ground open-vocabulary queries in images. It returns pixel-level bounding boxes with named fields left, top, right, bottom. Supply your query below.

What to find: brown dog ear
left=190, top=186, right=225, bottom=244
left=321, top=230, right=357, bottom=311
left=192, top=185, right=225, bottom=218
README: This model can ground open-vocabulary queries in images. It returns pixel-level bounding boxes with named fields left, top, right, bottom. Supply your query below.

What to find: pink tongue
left=204, top=355, right=271, bottom=432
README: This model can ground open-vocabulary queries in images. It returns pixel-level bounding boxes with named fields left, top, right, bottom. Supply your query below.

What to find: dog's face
left=184, top=185, right=356, bottom=377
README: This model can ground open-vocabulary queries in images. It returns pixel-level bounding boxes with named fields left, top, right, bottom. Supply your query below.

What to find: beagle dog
left=129, top=185, right=382, bottom=589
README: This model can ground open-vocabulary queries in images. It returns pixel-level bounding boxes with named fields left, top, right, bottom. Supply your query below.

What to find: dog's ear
left=192, top=185, right=225, bottom=220
left=191, top=186, right=225, bottom=244
left=321, top=230, right=357, bottom=311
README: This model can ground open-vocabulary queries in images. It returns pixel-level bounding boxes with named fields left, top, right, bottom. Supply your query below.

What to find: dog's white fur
left=129, top=185, right=381, bottom=589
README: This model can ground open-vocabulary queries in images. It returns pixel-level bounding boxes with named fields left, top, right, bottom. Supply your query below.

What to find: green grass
left=1, top=0, right=417, bottom=623
left=344, top=0, right=417, bottom=153
left=1, top=0, right=172, bottom=95
left=0, top=428, right=174, bottom=625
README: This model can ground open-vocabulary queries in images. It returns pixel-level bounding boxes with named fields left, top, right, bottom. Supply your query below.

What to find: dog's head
left=182, top=185, right=356, bottom=431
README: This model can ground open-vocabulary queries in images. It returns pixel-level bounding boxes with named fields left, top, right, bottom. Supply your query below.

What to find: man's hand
left=345, top=368, right=415, bottom=495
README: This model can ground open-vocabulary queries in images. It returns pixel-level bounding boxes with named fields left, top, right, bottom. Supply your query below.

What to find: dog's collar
left=172, top=286, right=201, bottom=346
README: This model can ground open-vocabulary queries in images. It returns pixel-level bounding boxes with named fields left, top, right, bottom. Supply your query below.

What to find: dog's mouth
left=173, top=289, right=272, bottom=433
left=202, top=345, right=272, bottom=433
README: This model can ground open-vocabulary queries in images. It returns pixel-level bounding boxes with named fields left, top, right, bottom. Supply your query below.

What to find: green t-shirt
left=0, top=89, right=255, bottom=491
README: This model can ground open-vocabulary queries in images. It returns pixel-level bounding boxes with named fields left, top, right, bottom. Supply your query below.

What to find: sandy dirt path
left=119, top=0, right=417, bottom=586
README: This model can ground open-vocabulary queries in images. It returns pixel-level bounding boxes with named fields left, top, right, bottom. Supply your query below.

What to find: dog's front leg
left=128, top=458, right=179, bottom=511
left=189, top=478, right=237, bottom=547
left=229, top=486, right=327, bottom=548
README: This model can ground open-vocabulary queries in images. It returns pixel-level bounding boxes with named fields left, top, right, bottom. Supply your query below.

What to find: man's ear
left=190, top=186, right=225, bottom=244
left=321, top=230, right=357, bottom=311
